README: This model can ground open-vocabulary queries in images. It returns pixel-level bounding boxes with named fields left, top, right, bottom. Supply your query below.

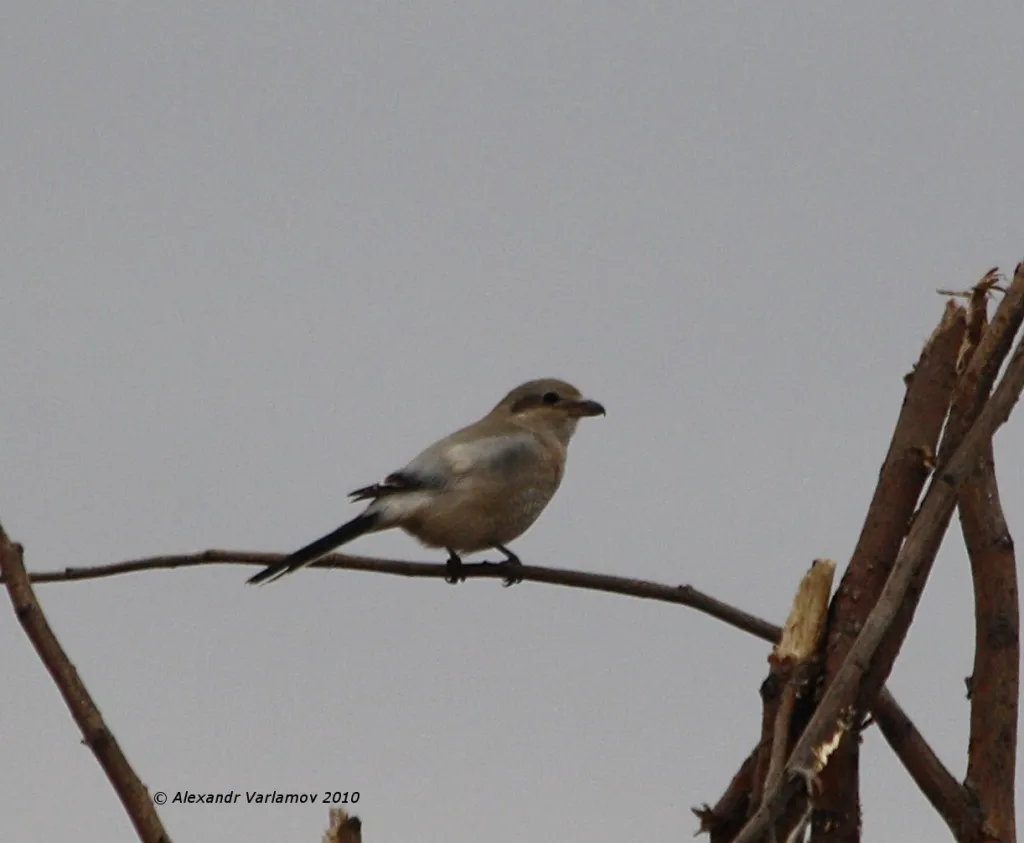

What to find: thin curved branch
left=15, top=550, right=780, bottom=642
left=0, top=524, right=172, bottom=843
left=11, top=547, right=963, bottom=825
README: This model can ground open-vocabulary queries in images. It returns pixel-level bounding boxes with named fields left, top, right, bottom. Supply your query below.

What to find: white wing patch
left=445, top=436, right=535, bottom=477
left=446, top=442, right=478, bottom=475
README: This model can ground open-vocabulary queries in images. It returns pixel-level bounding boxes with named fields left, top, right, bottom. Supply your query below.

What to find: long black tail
left=247, top=512, right=381, bottom=585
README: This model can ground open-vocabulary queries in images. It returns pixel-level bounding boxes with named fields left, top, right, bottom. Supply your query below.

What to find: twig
left=0, top=524, right=171, bottom=843
left=731, top=285, right=1024, bottom=843
left=936, top=267, right=1004, bottom=299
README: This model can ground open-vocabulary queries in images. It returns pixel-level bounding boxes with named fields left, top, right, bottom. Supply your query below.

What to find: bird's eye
left=542, top=391, right=560, bottom=405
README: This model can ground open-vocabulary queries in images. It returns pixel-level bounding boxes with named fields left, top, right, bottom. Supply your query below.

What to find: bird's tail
left=247, top=512, right=381, bottom=585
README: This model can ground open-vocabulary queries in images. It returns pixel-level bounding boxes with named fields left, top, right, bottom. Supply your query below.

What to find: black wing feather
left=348, top=470, right=433, bottom=501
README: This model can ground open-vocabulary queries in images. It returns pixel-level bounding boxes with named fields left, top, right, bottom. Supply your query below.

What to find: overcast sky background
left=2, top=4, right=1022, bottom=842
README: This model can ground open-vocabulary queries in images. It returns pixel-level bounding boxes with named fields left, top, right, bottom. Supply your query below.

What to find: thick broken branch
left=853, top=268, right=1024, bottom=842
left=765, top=560, right=835, bottom=799
left=745, top=562, right=835, bottom=842
left=814, top=299, right=966, bottom=843
left=0, top=524, right=171, bottom=843
left=815, top=270, right=1024, bottom=843
left=732, top=286, right=1024, bottom=843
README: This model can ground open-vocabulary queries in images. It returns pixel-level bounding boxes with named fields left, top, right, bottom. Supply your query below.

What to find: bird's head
left=493, top=378, right=605, bottom=443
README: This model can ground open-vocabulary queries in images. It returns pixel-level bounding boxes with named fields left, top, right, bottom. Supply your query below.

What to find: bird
left=247, top=378, right=605, bottom=586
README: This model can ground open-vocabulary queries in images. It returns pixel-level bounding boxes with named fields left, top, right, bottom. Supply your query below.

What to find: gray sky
left=2, top=4, right=1022, bottom=841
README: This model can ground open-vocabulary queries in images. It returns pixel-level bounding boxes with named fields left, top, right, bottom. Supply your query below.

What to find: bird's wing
left=348, top=470, right=432, bottom=501
left=350, top=428, right=542, bottom=501
left=440, top=433, right=540, bottom=478
left=403, top=428, right=541, bottom=485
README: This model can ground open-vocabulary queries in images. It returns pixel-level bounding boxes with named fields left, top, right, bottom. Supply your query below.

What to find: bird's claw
left=500, top=558, right=523, bottom=587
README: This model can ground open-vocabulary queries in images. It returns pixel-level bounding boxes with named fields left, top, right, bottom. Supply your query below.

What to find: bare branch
left=14, top=550, right=781, bottom=642
left=0, top=524, right=172, bottom=843
left=960, top=440, right=1017, bottom=842
left=815, top=299, right=967, bottom=843
left=732, top=280, right=1024, bottom=843
left=12, top=547, right=962, bottom=828
left=957, top=269, right=1020, bottom=843
left=870, top=693, right=982, bottom=840
left=846, top=268, right=1024, bottom=842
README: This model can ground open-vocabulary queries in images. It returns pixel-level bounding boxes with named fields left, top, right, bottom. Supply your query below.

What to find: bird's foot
left=445, top=551, right=464, bottom=585
left=500, top=558, right=523, bottom=587
left=496, top=545, right=523, bottom=587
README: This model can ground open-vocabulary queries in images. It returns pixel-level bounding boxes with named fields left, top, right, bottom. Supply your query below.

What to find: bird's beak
left=564, top=398, right=606, bottom=418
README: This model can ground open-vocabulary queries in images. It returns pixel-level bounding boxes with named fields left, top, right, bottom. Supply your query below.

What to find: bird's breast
left=401, top=464, right=563, bottom=552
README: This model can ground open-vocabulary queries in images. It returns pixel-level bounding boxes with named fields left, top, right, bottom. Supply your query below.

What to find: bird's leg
left=495, top=544, right=523, bottom=587
left=445, top=549, right=464, bottom=585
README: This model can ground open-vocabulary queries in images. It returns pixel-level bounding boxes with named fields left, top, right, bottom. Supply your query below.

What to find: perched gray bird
left=248, top=378, right=605, bottom=585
